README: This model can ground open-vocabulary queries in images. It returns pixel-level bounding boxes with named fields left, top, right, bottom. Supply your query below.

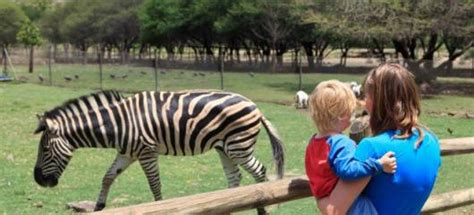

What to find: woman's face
left=364, top=92, right=373, bottom=115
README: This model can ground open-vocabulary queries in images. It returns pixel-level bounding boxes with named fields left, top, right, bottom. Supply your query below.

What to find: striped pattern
left=34, top=90, right=284, bottom=212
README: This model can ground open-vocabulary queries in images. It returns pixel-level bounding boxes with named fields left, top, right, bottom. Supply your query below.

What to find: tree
left=139, top=0, right=187, bottom=60
left=92, top=0, right=143, bottom=64
left=61, top=0, right=99, bottom=64
left=215, top=0, right=300, bottom=70
left=17, top=0, right=51, bottom=73
left=16, top=20, right=43, bottom=73
left=435, top=2, right=474, bottom=74
left=40, top=4, right=69, bottom=60
left=214, top=0, right=263, bottom=65
left=0, top=1, right=27, bottom=74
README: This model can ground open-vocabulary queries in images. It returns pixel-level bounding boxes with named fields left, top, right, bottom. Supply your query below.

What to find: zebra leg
left=237, top=154, right=269, bottom=215
left=138, top=153, right=162, bottom=201
left=95, top=154, right=135, bottom=211
left=227, top=141, right=268, bottom=215
left=216, top=148, right=242, bottom=188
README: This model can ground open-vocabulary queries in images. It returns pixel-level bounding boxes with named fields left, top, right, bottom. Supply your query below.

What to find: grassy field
left=1, top=65, right=473, bottom=214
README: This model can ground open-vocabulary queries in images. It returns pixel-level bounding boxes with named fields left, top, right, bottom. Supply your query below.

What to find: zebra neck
left=59, top=107, right=115, bottom=149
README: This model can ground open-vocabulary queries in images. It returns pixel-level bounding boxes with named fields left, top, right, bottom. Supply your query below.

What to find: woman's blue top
left=355, top=129, right=441, bottom=215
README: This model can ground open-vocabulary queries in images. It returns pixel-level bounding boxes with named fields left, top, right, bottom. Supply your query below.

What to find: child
left=305, top=80, right=396, bottom=214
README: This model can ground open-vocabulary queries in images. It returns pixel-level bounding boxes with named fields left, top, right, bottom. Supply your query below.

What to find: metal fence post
left=298, top=53, right=303, bottom=91
left=154, top=49, right=158, bottom=91
left=48, top=46, right=52, bottom=86
left=220, top=50, right=224, bottom=90
left=98, top=51, right=103, bottom=90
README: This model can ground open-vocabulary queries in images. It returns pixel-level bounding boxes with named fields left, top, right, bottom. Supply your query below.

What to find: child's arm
left=378, top=151, right=397, bottom=173
left=328, top=136, right=396, bottom=180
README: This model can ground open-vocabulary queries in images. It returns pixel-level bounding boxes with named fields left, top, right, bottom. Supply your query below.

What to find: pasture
left=1, top=66, right=474, bottom=214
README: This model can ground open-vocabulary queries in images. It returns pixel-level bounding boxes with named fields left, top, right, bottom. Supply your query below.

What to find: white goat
left=295, top=90, right=309, bottom=109
left=347, top=81, right=362, bottom=98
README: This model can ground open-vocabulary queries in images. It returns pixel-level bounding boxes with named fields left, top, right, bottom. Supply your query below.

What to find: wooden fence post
left=91, top=137, right=474, bottom=215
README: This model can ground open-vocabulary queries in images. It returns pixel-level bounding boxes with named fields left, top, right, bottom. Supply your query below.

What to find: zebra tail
left=260, top=116, right=285, bottom=179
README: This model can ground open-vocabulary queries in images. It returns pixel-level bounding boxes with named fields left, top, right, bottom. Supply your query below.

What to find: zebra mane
left=43, top=90, right=124, bottom=119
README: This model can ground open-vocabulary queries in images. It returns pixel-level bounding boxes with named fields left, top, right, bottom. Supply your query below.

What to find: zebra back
left=42, top=90, right=124, bottom=120
left=34, top=90, right=125, bottom=135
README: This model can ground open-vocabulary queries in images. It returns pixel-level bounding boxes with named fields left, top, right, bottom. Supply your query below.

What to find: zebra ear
left=45, top=119, right=59, bottom=134
left=34, top=116, right=47, bottom=134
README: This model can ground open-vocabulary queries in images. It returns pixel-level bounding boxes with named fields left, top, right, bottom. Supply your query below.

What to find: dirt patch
left=426, top=111, right=474, bottom=120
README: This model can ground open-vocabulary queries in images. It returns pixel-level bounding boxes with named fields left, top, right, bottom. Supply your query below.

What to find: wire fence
left=2, top=45, right=473, bottom=94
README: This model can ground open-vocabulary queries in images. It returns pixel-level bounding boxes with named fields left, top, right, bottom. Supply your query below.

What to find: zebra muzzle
left=34, top=167, right=58, bottom=187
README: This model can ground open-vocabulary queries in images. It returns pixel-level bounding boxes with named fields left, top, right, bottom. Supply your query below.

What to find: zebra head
left=33, top=115, right=73, bottom=188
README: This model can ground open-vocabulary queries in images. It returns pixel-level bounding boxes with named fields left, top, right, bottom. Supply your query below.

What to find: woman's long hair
left=363, top=64, right=425, bottom=148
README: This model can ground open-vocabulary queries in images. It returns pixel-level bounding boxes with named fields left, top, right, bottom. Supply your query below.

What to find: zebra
left=33, top=90, right=285, bottom=213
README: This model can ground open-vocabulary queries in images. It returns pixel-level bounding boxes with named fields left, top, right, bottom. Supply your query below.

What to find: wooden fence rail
left=93, top=137, right=474, bottom=215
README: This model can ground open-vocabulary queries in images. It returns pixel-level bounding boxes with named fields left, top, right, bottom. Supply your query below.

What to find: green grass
left=1, top=66, right=473, bottom=214
left=12, top=64, right=367, bottom=104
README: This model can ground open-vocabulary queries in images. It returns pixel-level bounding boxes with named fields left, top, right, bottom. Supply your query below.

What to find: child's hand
left=378, top=151, right=397, bottom=174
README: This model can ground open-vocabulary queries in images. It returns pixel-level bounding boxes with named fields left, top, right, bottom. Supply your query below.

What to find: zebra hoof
left=94, top=203, right=106, bottom=211
left=257, top=207, right=268, bottom=215
left=66, top=200, right=96, bottom=212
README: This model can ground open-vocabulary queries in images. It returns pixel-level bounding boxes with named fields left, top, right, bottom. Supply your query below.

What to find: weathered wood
left=422, top=188, right=474, bottom=214
left=440, top=137, right=474, bottom=156
left=90, top=176, right=311, bottom=215
left=91, top=137, right=474, bottom=214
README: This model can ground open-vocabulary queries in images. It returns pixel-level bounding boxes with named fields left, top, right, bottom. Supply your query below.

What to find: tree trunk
left=301, top=42, right=315, bottom=69
left=340, top=47, right=349, bottom=66
left=392, top=39, right=410, bottom=59
left=53, top=44, right=58, bottom=62
left=81, top=44, right=87, bottom=65
left=28, top=46, right=34, bottom=73
left=420, top=33, right=440, bottom=70
left=408, top=38, right=417, bottom=59
left=64, top=44, right=70, bottom=63
left=236, top=48, right=241, bottom=63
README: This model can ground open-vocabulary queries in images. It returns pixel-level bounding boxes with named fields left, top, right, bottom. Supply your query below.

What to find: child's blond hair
left=309, top=80, right=357, bottom=133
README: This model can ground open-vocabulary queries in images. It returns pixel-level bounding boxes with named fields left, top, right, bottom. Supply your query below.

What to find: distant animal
left=18, top=76, right=29, bottom=82
left=64, top=76, right=72, bottom=82
left=420, top=82, right=434, bottom=94
left=110, top=74, right=116, bottom=79
left=295, top=90, right=309, bottom=109
left=33, top=90, right=285, bottom=214
left=74, top=75, right=79, bottom=80
left=38, top=75, right=44, bottom=83
left=447, top=128, right=454, bottom=135
left=199, top=72, right=205, bottom=77
left=248, top=72, right=255, bottom=77
left=346, top=81, right=362, bottom=98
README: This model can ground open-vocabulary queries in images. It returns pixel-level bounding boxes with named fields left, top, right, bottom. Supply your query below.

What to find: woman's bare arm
left=317, top=177, right=371, bottom=215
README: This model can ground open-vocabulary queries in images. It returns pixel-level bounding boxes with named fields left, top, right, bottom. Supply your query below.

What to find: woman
left=317, top=64, right=441, bottom=215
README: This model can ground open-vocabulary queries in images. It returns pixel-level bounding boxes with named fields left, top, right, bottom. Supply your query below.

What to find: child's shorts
left=347, top=195, right=378, bottom=215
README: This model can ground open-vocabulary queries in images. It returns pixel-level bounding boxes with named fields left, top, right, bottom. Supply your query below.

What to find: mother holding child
left=305, top=63, right=441, bottom=215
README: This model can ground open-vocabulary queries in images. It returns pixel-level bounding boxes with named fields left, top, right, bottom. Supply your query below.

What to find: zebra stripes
left=34, top=90, right=284, bottom=213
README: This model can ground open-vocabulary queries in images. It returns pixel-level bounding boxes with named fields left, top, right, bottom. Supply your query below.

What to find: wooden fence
left=93, top=137, right=474, bottom=215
